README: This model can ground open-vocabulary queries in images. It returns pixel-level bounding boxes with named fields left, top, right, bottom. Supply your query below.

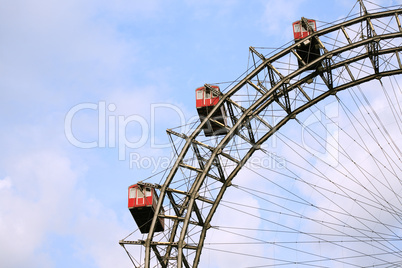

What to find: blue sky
left=1, top=0, right=401, bottom=267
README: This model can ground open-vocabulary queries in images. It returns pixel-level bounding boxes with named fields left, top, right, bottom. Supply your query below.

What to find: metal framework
left=120, top=2, right=402, bottom=267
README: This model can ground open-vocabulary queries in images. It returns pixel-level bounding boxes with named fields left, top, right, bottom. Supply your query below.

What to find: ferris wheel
left=120, top=1, right=402, bottom=267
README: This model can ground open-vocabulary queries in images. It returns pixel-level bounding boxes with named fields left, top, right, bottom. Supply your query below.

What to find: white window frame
left=129, top=188, right=136, bottom=198
left=145, top=188, right=152, bottom=197
left=205, top=90, right=211, bottom=99
left=197, top=90, right=203, bottom=100
left=137, top=188, right=144, bottom=199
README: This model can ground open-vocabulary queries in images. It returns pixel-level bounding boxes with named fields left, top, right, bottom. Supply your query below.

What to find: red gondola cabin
left=128, top=184, right=164, bottom=233
left=196, top=85, right=228, bottom=137
left=293, top=19, right=321, bottom=70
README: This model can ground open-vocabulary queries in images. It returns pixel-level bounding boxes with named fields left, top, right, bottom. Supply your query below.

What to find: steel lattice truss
left=120, top=2, right=402, bottom=267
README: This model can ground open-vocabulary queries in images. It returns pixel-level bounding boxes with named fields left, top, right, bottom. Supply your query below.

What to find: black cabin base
left=129, top=206, right=164, bottom=234
left=295, top=38, right=321, bottom=70
left=197, top=106, right=228, bottom=137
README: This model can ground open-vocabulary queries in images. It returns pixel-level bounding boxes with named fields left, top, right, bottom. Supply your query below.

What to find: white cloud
left=0, top=150, right=77, bottom=267
left=259, top=0, right=307, bottom=40
left=0, top=177, right=12, bottom=190
left=183, top=0, right=240, bottom=19
left=0, top=0, right=150, bottom=109
left=73, top=198, right=132, bottom=268
left=0, top=0, right=167, bottom=265
left=201, top=194, right=264, bottom=268
left=0, top=146, right=133, bottom=267
left=364, top=0, right=402, bottom=9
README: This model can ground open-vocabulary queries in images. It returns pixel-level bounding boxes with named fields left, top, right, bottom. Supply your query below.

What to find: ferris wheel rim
left=120, top=4, right=402, bottom=268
